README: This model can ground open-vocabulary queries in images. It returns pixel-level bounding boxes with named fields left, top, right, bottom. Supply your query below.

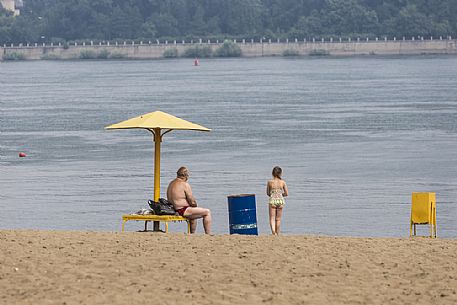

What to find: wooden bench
left=122, top=214, right=191, bottom=233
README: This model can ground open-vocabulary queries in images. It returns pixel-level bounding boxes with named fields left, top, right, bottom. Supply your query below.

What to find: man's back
left=167, top=178, right=189, bottom=209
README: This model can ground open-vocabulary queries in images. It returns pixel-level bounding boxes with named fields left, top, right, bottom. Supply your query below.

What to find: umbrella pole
left=153, top=128, right=161, bottom=232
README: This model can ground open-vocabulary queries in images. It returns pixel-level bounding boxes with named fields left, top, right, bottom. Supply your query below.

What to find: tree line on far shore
left=1, top=0, right=456, bottom=44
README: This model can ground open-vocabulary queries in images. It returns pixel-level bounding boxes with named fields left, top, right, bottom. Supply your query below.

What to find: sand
left=1, top=230, right=456, bottom=305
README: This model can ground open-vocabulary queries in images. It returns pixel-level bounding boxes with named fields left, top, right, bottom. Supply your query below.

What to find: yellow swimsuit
left=269, top=188, right=285, bottom=207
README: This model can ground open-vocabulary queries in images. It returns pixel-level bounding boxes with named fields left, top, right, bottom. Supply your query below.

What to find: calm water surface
left=1, top=56, right=457, bottom=237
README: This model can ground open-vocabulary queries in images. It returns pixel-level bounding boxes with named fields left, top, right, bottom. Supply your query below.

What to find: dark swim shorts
left=175, top=207, right=188, bottom=216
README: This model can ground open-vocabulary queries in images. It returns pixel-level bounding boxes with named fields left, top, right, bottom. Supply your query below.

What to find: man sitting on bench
left=166, top=166, right=212, bottom=234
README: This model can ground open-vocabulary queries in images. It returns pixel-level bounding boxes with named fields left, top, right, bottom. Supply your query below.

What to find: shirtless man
left=166, top=166, right=212, bottom=234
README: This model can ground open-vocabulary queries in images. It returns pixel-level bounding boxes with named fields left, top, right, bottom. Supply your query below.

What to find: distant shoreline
left=2, top=38, right=457, bottom=61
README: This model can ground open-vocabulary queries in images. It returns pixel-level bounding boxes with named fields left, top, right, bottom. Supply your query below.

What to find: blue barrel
left=227, top=194, right=258, bottom=235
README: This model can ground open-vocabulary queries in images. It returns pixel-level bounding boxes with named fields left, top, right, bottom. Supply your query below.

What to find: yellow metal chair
left=410, top=192, right=436, bottom=238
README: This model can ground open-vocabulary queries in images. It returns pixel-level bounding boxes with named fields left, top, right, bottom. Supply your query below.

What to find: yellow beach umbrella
left=105, top=110, right=210, bottom=205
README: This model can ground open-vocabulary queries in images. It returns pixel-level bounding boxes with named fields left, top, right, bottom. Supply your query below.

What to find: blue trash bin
left=227, top=194, right=258, bottom=235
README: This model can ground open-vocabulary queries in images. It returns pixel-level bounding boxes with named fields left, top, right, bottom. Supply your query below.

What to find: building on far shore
left=1, top=0, right=22, bottom=16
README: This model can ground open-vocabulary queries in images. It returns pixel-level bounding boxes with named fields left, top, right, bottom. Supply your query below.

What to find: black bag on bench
left=148, top=198, right=176, bottom=215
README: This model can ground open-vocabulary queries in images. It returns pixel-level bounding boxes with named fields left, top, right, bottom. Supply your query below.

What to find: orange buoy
left=194, top=58, right=199, bottom=66
left=19, top=152, right=26, bottom=157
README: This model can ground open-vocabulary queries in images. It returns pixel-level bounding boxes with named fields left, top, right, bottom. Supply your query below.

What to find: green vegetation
left=283, top=49, right=300, bottom=56
left=309, top=49, right=330, bottom=56
left=109, top=52, right=126, bottom=59
left=163, top=48, right=178, bottom=58
left=79, top=50, right=97, bottom=59
left=80, top=49, right=120, bottom=59
left=214, top=40, right=241, bottom=57
left=40, top=53, right=61, bottom=60
left=2, top=52, right=25, bottom=60
left=97, top=49, right=110, bottom=59
left=183, top=45, right=212, bottom=58
left=0, top=0, right=456, bottom=43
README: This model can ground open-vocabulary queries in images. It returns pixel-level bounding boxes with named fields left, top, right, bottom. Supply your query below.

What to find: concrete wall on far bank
left=1, top=39, right=457, bottom=61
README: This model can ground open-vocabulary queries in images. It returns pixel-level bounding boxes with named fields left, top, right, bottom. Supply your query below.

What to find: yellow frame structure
left=122, top=214, right=191, bottom=233
left=410, top=192, right=437, bottom=238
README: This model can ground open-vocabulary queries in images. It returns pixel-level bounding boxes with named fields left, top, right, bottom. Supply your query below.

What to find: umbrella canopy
left=105, top=111, right=210, bottom=132
left=105, top=111, right=210, bottom=204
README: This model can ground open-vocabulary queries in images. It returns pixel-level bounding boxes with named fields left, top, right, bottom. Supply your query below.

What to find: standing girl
left=267, top=166, right=289, bottom=235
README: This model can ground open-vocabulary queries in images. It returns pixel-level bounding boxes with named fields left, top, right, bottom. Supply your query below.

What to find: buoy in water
left=19, top=152, right=26, bottom=157
left=194, top=58, right=199, bottom=66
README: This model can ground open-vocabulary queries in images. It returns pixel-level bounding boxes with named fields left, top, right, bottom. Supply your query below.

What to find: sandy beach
left=1, top=230, right=456, bottom=305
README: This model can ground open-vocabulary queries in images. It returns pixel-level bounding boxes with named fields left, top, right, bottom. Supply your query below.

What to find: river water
left=1, top=56, right=457, bottom=237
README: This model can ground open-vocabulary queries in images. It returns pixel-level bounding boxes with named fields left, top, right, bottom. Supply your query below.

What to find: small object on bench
left=148, top=199, right=176, bottom=215
left=122, top=214, right=191, bottom=233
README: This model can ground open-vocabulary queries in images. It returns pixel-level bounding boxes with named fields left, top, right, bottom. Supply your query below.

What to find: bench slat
left=122, top=214, right=190, bottom=233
